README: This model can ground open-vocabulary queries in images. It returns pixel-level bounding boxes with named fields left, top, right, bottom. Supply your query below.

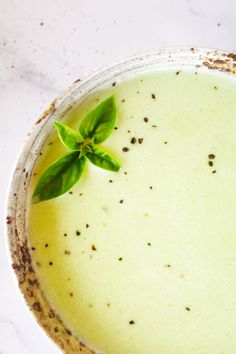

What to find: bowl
left=6, top=47, right=236, bottom=353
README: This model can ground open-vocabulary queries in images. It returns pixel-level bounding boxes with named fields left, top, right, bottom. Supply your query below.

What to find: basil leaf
left=86, top=145, right=120, bottom=172
left=54, top=122, right=83, bottom=150
left=32, top=152, right=86, bottom=202
left=79, top=96, right=116, bottom=144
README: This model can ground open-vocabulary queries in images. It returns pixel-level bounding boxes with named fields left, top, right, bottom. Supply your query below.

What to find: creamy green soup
left=29, top=69, right=236, bottom=354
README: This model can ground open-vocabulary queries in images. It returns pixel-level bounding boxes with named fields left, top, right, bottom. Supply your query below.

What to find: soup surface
left=30, top=69, right=236, bottom=354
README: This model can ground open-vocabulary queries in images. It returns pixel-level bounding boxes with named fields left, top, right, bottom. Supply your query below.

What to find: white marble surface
left=0, top=0, right=235, bottom=353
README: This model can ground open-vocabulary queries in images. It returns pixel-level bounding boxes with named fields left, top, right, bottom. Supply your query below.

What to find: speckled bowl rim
left=5, top=47, right=236, bottom=354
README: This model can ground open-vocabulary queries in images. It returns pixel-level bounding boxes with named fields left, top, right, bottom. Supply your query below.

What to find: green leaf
left=79, top=96, right=117, bottom=144
left=86, top=145, right=121, bottom=172
left=32, top=152, right=86, bottom=202
left=33, top=96, right=121, bottom=203
left=54, top=122, right=83, bottom=150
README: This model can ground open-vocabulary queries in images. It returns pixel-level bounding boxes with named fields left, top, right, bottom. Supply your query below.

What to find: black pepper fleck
left=151, top=93, right=156, bottom=99
left=129, top=320, right=135, bottom=325
left=65, top=250, right=71, bottom=255
left=212, top=170, right=217, bottom=174
left=143, top=117, right=148, bottom=123
left=119, top=199, right=124, bottom=204
left=109, top=180, right=113, bottom=183
left=208, top=161, right=213, bottom=167
left=92, top=244, right=97, bottom=251
left=176, top=70, right=181, bottom=75
left=147, top=242, right=151, bottom=246
left=164, top=264, right=171, bottom=268
left=69, top=191, right=73, bottom=195
left=64, top=233, right=67, bottom=237
left=186, top=307, right=191, bottom=311
left=31, top=247, right=36, bottom=251
left=121, top=99, right=126, bottom=103
left=49, top=262, right=53, bottom=266
left=149, top=186, right=153, bottom=190
left=123, top=147, right=129, bottom=152
left=118, top=257, right=123, bottom=261
left=208, top=154, right=215, bottom=159
left=86, top=224, right=90, bottom=228
left=130, top=137, right=136, bottom=144
left=76, top=231, right=81, bottom=236
left=112, top=82, right=116, bottom=87
left=138, top=138, right=143, bottom=144
left=45, top=244, right=48, bottom=248
left=114, top=126, right=118, bottom=130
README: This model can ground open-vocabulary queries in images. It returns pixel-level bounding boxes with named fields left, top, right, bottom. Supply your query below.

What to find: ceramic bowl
left=6, top=47, right=236, bottom=353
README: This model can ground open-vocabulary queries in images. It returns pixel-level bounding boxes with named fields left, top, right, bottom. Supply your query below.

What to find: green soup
left=29, top=69, right=236, bottom=354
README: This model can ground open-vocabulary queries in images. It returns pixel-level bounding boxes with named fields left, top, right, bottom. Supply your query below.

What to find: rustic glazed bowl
left=6, top=47, right=236, bottom=353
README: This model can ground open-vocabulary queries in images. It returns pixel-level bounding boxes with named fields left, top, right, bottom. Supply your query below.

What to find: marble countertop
left=0, top=0, right=235, bottom=353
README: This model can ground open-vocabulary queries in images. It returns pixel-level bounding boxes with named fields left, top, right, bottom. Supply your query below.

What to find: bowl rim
left=5, top=46, right=236, bottom=354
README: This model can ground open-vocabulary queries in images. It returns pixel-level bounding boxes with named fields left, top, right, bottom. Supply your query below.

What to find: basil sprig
left=32, top=96, right=120, bottom=203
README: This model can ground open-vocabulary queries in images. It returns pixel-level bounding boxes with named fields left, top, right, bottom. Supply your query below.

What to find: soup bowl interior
left=6, top=47, right=236, bottom=353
